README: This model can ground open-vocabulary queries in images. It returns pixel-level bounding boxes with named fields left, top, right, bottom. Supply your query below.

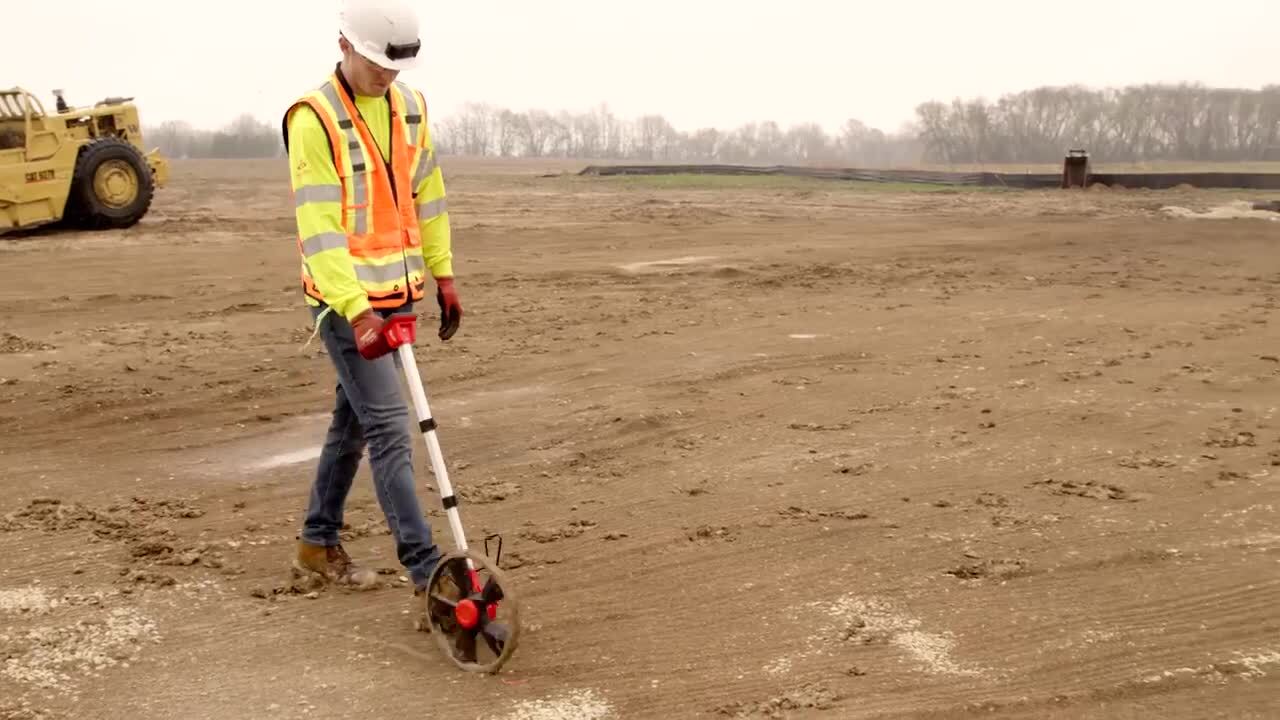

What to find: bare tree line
left=147, top=114, right=282, bottom=160
left=917, top=84, right=1280, bottom=164
left=428, top=103, right=923, bottom=166
left=142, top=83, right=1280, bottom=165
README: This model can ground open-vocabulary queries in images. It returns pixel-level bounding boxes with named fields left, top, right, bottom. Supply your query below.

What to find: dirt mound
left=1, top=496, right=204, bottom=535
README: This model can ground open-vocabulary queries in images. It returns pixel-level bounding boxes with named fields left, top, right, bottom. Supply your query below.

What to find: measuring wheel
left=421, top=549, right=520, bottom=674
left=379, top=313, right=523, bottom=674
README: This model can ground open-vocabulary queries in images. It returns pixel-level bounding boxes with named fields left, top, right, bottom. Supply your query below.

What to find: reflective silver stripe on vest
left=396, top=82, right=425, bottom=146
left=354, top=262, right=410, bottom=284
left=320, top=82, right=370, bottom=235
left=406, top=254, right=426, bottom=276
left=352, top=173, right=368, bottom=235
left=411, top=149, right=438, bottom=192
left=294, top=184, right=342, bottom=207
left=301, top=232, right=347, bottom=257
left=416, top=197, right=447, bottom=221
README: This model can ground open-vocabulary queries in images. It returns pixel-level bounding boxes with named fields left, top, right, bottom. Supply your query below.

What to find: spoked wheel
left=421, top=549, right=519, bottom=674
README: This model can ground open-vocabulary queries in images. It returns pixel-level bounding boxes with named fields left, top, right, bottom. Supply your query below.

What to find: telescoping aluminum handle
left=396, top=340, right=470, bottom=556
left=377, top=313, right=483, bottom=592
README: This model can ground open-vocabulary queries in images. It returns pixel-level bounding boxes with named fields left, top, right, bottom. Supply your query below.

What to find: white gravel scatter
left=1161, top=201, right=1280, bottom=222
left=0, top=588, right=57, bottom=615
left=821, top=595, right=987, bottom=678
left=1, top=607, right=161, bottom=691
left=492, top=689, right=614, bottom=720
left=1141, top=648, right=1280, bottom=684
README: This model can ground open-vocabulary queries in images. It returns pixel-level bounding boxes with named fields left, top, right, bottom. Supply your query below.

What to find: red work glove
left=435, top=277, right=463, bottom=341
left=350, top=309, right=388, bottom=359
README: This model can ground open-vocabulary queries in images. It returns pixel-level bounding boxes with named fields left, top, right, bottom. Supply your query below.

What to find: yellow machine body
left=0, top=87, right=167, bottom=233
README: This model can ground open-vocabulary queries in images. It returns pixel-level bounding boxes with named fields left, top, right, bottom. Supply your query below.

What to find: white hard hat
left=339, top=0, right=422, bottom=72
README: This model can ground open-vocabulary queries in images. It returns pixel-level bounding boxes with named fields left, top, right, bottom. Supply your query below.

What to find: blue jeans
left=300, top=304, right=442, bottom=587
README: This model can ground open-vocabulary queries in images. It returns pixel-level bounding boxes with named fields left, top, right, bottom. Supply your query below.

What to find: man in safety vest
left=281, top=0, right=459, bottom=610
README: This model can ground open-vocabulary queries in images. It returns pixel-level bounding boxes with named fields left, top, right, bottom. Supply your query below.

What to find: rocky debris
left=0, top=701, right=55, bottom=719
left=1205, top=430, right=1256, bottom=448
left=1060, top=369, right=1104, bottom=382
left=675, top=482, right=711, bottom=497
left=110, top=497, right=205, bottom=519
left=686, top=525, right=738, bottom=543
left=0, top=334, right=55, bottom=354
left=833, top=463, right=875, bottom=476
left=1030, top=478, right=1144, bottom=502
left=945, top=558, right=1030, bottom=580
left=249, top=570, right=333, bottom=600
left=788, top=421, right=852, bottom=432
left=2, top=496, right=204, bottom=538
left=492, top=689, right=614, bottom=720
left=0, top=498, right=97, bottom=533
left=129, top=539, right=176, bottom=558
left=0, top=589, right=59, bottom=616
left=124, top=537, right=228, bottom=571
left=499, top=552, right=529, bottom=570
left=459, top=481, right=521, bottom=504
left=1117, top=454, right=1177, bottom=469
left=0, top=607, right=159, bottom=692
left=974, top=492, right=1008, bottom=508
left=1211, top=470, right=1247, bottom=487
left=116, top=569, right=177, bottom=587
left=716, top=683, right=838, bottom=718
left=778, top=506, right=871, bottom=522
left=519, top=519, right=597, bottom=544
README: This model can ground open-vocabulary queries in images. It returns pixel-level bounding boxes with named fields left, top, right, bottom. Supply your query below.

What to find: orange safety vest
left=282, top=69, right=430, bottom=311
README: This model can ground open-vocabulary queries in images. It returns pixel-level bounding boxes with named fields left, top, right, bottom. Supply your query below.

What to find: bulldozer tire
left=66, top=137, right=155, bottom=230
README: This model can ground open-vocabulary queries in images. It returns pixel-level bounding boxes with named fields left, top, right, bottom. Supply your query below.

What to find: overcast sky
left=7, top=0, right=1274, bottom=135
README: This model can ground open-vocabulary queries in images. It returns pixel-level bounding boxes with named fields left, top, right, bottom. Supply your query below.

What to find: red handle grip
left=358, top=313, right=418, bottom=360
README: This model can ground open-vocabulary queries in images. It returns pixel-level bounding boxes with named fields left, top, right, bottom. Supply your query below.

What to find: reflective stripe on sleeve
left=294, top=184, right=342, bottom=207
left=411, top=150, right=438, bottom=192
left=301, top=232, right=347, bottom=257
left=416, top=197, right=447, bottom=220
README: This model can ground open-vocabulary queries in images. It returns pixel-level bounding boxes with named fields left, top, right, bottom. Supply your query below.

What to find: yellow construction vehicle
left=0, top=87, right=167, bottom=234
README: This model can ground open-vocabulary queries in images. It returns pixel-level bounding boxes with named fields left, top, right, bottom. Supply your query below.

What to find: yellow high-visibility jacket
left=283, top=69, right=452, bottom=321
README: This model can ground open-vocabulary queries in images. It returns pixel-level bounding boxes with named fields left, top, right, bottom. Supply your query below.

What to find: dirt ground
left=1, top=158, right=1278, bottom=719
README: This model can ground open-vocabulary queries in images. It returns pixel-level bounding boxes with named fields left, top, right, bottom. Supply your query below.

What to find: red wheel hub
left=455, top=599, right=480, bottom=630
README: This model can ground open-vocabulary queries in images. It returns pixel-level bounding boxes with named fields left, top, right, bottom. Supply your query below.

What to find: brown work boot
left=293, top=540, right=379, bottom=590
